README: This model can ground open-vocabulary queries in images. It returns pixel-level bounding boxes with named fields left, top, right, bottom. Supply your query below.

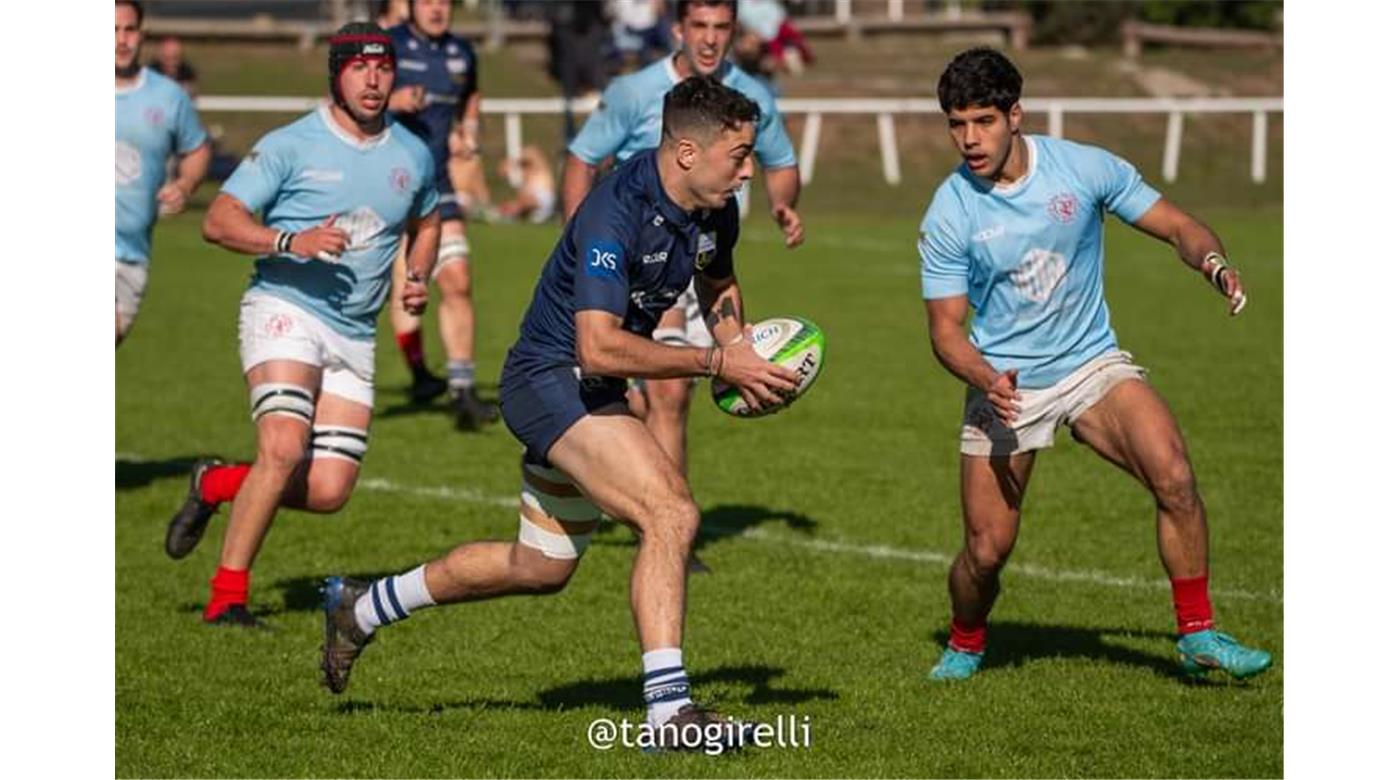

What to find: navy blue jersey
left=506, top=151, right=738, bottom=376
left=387, top=23, right=477, bottom=171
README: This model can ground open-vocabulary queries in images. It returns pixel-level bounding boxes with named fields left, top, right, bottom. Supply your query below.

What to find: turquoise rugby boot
left=928, top=647, right=984, bottom=681
left=1176, top=629, right=1272, bottom=679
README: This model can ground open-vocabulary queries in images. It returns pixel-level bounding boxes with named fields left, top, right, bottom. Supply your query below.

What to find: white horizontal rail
left=195, top=95, right=1283, bottom=185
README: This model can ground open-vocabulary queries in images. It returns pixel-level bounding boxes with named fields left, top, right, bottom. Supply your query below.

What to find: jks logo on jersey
left=584, top=239, right=624, bottom=281
left=1047, top=192, right=1079, bottom=224
left=695, top=231, right=717, bottom=270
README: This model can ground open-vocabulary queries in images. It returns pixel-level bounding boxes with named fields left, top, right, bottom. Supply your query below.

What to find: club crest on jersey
left=1047, top=192, right=1078, bottom=224
left=389, top=167, right=412, bottom=195
left=144, top=106, right=165, bottom=126
left=695, top=231, right=717, bottom=270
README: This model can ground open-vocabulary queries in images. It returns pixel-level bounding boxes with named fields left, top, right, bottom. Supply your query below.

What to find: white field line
left=358, top=477, right=1280, bottom=604
left=117, top=455, right=1279, bottom=604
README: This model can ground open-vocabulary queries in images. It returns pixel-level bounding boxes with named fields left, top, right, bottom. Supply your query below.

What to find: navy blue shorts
left=436, top=170, right=463, bottom=223
left=500, top=364, right=628, bottom=463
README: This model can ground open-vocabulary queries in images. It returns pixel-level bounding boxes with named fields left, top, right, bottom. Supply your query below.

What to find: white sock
left=354, top=565, right=436, bottom=635
left=642, top=647, right=693, bottom=727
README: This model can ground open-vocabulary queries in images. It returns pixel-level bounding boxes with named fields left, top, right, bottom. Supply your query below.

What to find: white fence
left=197, top=95, right=1284, bottom=186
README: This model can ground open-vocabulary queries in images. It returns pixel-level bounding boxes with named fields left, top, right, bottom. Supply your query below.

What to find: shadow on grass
left=376, top=382, right=499, bottom=420
left=116, top=455, right=203, bottom=490
left=593, top=503, right=819, bottom=554
left=270, top=572, right=404, bottom=614
left=334, top=663, right=838, bottom=716
left=931, top=621, right=1235, bottom=686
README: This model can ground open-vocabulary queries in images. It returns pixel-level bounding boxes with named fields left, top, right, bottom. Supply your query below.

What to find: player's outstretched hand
left=293, top=214, right=350, bottom=262
left=718, top=326, right=800, bottom=413
left=985, top=368, right=1021, bottom=425
left=402, top=274, right=429, bottom=315
left=156, top=182, right=189, bottom=216
left=772, top=205, right=804, bottom=248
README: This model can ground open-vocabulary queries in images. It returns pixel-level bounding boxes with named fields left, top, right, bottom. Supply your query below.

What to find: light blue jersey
left=115, top=68, right=207, bottom=263
left=568, top=57, right=796, bottom=168
left=919, top=135, right=1162, bottom=388
left=221, top=105, right=439, bottom=340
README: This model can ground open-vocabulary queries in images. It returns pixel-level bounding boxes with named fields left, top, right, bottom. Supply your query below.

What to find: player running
left=384, top=0, right=499, bottom=429
left=163, top=23, right=441, bottom=627
left=919, top=48, right=1270, bottom=681
left=320, top=77, right=797, bottom=751
left=562, top=0, right=803, bottom=489
left=115, top=0, right=210, bottom=346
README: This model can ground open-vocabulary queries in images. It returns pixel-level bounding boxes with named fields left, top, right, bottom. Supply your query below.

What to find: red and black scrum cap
left=328, top=22, right=396, bottom=85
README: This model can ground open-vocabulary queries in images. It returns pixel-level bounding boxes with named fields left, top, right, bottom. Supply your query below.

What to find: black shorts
left=500, top=364, right=628, bottom=464
left=436, top=170, right=463, bottom=223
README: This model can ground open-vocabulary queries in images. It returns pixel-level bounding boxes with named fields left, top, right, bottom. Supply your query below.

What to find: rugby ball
left=712, top=316, right=826, bottom=417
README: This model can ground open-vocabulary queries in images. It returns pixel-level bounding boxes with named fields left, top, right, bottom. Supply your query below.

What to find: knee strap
left=310, top=425, right=369, bottom=463
left=250, top=383, right=315, bottom=424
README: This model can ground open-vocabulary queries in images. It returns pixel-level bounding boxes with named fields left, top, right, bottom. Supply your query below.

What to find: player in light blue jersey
left=561, top=1, right=803, bottom=564
left=162, top=24, right=442, bottom=628
left=920, top=49, right=1270, bottom=681
left=114, top=1, right=209, bottom=346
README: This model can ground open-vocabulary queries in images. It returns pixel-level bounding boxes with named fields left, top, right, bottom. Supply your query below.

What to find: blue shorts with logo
left=436, top=169, right=463, bottom=222
left=500, top=361, right=629, bottom=464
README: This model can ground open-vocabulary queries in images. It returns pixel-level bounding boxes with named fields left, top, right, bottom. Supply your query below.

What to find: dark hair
left=116, top=0, right=144, bottom=26
left=675, top=0, right=737, bottom=22
left=662, top=76, right=760, bottom=144
left=936, top=47, right=1022, bottom=113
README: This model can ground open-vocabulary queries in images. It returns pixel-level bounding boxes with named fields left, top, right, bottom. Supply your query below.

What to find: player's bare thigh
left=544, top=404, right=695, bottom=531
left=1069, top=377, right=1190, bottom=485
left=243, top=359, right=322, bottom=465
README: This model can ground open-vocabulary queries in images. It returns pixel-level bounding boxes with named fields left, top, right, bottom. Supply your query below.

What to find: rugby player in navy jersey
left=321, top=77, right=796, bottom=750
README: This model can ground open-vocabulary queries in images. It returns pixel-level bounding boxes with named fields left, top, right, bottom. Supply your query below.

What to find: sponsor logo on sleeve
left=584, top=239, right=625, bottom=282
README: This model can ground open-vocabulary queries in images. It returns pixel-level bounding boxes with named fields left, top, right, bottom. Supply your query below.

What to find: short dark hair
left=675, top=0, right=737, bottom=22
left=116, top=0, right=144, bottom=26
left=662, top=76, right=760, bottom=145
left=937, top=47, right=1023, bottom=113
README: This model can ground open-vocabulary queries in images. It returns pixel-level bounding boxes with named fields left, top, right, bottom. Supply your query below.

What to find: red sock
left=949, top=616, right=987, bottom=654
left=200, top=463, right=251, bottom=505
left=204, top=566, right=249, bottom=621
left=1171, top=575, right=1214, bottom=636
left=396, top=329, right=425, bottom=370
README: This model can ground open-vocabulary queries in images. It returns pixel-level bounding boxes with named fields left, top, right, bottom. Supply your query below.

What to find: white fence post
left=1162, top=110, right=1183, bottom=184
left=1251, top=110, right=1268, bottom=184
left=1048, top=102, right=1064, bottom=139
left=889, top=0, right=905, bottom=22
left=504, top=112, right=523, bottom=186
left=799, top=112, right=823, bottom=185
left=877, top=113, right=901, bottom=185
left=835, top=0, right=852, bottom=24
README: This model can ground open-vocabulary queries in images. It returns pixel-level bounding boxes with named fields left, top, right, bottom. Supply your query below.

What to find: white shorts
left=237, top=291, right=376, bottom=408
left=115, top=260, right=149, bottom=336
left=653, top=281, right=712, bottom=348
left=960, top=350, right=1147, bottom=457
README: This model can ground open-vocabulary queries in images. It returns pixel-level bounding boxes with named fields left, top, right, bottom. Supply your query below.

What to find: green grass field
left=116, top=186, right=1282, bottom=775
